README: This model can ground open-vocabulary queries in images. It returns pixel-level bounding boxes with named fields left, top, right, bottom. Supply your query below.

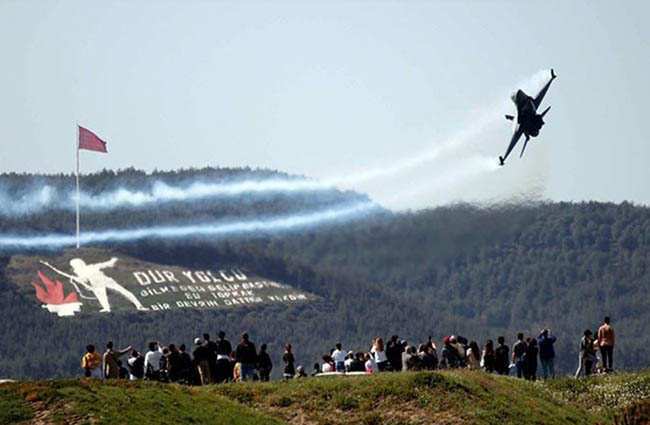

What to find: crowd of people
left=80, top=317, right=616, bottom=383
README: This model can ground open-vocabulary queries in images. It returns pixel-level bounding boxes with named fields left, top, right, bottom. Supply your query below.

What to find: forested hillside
left=1, top=168, right=649, bottom=379
left=269, top=201, right=650, bottom=371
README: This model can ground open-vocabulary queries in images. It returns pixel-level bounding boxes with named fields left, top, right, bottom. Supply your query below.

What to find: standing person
left=257, top=344, right=273, bottom=382
left=419, top=345, right=438, bottom=370
left=575, top=330, right=595, bottom=378
left=82, top=345, right=102, bottom=378
left=494, top=337, right=510, bottom=375
left=511, top=333, right=527, bottom=379
left=454, top=336, right=468, bottom=368
left=203, top=333, right=218, bottom=383
left=481, top=340, right=495, bottom=373
left=597, top=317, right=615, bottom=372
left=144, top=341, right=163, bottom=381
left=282, top=344, right=295, bottom=380
left=386, top=335, right=404, bottom=372
left=537, top=329, right=557, bottom=380
left=235, top=333, right=258, bottom=382
left=165, top=344, right=183, bottom=383
left=215, top=331, right=233, bottom=383
left=192, top=338, right=211, bottom=385
left=332, top=343, right=346, bottom=372
left=441, top=337, right=460, bottom=369
left=159, top=347, right=170, bottom=383
left=178, top=344, right=193, bottom=384
left=524, top=338, right=538, bottom=381
left=371, top=337, right=389, bottom=371
left=127, top=350, right=145, bottom=381
left=103, top=341, right=132, bottom=379
left=593, top=339, right=604, bottom=374
left=466, top=341, right=481, bottom=370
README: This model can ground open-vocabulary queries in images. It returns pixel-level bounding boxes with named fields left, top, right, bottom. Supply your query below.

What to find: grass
left=0, top=388, right=33, bottom=424
left=1, top=370, right=649, bottom=424
left=0, top=379, right=280, bottom=425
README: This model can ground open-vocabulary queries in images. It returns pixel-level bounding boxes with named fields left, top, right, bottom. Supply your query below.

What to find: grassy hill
left=2, top=370, right=650, bottom=425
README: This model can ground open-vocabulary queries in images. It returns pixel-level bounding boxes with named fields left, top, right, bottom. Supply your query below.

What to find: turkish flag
left=78, top=126, right=108, bottom=153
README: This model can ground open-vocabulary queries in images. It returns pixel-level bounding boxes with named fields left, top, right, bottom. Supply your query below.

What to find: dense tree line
left=0, top=169, right=649, bottom=379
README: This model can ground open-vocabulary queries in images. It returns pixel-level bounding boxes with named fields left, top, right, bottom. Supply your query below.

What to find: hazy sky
left=1, top=1, right=648, bottom=210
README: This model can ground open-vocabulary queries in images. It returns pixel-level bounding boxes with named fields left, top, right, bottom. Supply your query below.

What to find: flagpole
left=76, top=123, right=80, bottom=249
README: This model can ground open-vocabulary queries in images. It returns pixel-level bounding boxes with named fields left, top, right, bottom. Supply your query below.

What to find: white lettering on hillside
left=128, top=267, right=308, bottom=311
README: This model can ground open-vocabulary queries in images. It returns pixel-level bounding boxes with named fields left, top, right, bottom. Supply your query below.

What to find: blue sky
left=0, top=1, right=648, bottom=209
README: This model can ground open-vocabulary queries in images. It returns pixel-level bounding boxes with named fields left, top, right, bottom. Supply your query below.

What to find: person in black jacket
left=440, top=337, right=459, bottom=369
left=524, top=338, right=538, bottom=381
left=192, top=338, right=211, bottom=385
left=419, top=344, right=438, bottom=370
left=203, top=333, right=218, bottom=383
left=494, top=336, right=510, bottom=375
left=178, top=344, right=193, bottom=384
left=215, top=331, right=233, bottom=383
left=386, top=335, right=404, bottom=372
left=282, top=344, right=295, bottom=380
left=235, top=332, right=257, bottom=382
left=165, top=344, right=183, bottom=383
left=257, top=344, right=273, bottom=381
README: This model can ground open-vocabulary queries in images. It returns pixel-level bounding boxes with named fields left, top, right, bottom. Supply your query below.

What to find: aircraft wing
left=533, top=69, right=557, bottom=109
left=500, top=126, right=524, bottom=165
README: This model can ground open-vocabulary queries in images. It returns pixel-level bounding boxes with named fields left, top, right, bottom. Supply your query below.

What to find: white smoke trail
left=0, top=201, right=379, bottom=249
left=383, top=155, right=500, bottom=208
left=0, top=70, right=552, bottom=217
left=79, top=178, right=332, bottom=210
left=0, top=177, right=333, bottom=217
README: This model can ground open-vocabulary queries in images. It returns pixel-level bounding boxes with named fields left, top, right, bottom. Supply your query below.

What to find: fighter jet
left=499, top=69, right=557, bottom=166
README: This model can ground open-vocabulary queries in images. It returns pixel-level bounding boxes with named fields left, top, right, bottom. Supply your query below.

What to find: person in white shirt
left=144, top=341, right=163, bottom=381
left=371, top=337, right=389, bottom=371
left=331, top=343, right=346, bottom=372
left=344, top=351, right=354, bottom=372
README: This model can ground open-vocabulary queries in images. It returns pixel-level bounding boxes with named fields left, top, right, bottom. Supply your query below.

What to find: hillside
left=269, top=202, right=650, bottom=372
left=0, top=244, right=441, bottom=380
left=2, top=370, right=650, bottom=425
left=1, top=168, right=650, bottom=379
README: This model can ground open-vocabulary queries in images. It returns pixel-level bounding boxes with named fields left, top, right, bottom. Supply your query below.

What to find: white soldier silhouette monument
left=41, top=258, right=148, bottom=312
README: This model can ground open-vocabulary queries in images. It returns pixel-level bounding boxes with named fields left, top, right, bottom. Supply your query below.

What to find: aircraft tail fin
left=551, top=69, right=557, bottom=79
left=540, top=105, right=551, bottom=118
left=505, top=114, right=515, bottom=121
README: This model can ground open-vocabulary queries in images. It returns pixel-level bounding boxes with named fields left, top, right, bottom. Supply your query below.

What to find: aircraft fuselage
left=513, top=89, right=545, bottom=138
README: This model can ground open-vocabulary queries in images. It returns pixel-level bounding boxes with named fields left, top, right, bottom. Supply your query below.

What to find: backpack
left=128, top=356, right=145, bottom=379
